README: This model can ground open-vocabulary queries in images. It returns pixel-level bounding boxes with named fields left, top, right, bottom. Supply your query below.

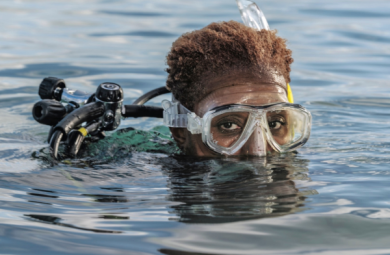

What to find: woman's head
left=166, top=20, right=293, bottom=111
left=165, top=20, right=303, bottom=157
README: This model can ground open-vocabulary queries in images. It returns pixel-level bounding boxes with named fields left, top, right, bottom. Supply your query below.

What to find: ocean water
left=1, top=0, right=390, bottom=254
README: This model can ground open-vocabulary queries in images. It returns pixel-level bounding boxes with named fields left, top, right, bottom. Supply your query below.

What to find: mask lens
left=210, top=112, right=250, bottom=148
left=266, top=108, right=309, bottom=149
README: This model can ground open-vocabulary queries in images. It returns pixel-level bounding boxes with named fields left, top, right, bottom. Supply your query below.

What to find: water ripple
left=300, top=9, right=390, bottom=18
left=1, top=0, right=390, bottom=254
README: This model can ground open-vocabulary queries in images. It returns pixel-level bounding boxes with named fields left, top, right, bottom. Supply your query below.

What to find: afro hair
left=166, top=20, right=293, bottom=110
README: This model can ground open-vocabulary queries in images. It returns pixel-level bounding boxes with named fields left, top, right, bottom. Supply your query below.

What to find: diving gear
left=32, top=77, right=170, bottom=159
left=39, top=77, right=93, bottom=105
left=132, top=87, right=170, bottom=105
left=162, top=99, right=311, bottom=155
left=95, top=82, right=124, bottom=131
left=287, top=83, right=294, bottom=103
left=32, top=76, right=310, bottom=159
left=33, top=99, right=69, bottom=126
left=236, top=0, right=295, bottom=108
left=236, top=0, right=270, bottom=31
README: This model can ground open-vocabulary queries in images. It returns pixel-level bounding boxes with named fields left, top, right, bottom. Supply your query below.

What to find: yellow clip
left=78, top=127, right=88, bottom=137
left=287, top=83, right=294, bottom=103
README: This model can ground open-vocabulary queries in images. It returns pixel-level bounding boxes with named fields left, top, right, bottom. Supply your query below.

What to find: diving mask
left=162, top=98, right=312, bottom=156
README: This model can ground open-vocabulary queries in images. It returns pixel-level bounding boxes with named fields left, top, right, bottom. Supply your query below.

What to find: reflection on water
left=162, top=156, right=312, bottom=223
left=4, top=151, right=315, bottom=230
left=0, top=148, right=316, bottom=254
left=29, top=125, right=314, bottom=225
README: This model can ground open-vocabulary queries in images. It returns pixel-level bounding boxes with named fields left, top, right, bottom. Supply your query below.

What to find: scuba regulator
left=32, top=77, right=170, bottom=159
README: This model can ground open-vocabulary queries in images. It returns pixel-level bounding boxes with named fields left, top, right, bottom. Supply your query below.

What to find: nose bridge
left=254, top=109, right=266, bottom=124
left=240, top=124, right=266, bottom=156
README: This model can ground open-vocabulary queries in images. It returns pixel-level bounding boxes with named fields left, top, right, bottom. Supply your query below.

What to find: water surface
left=1, top=0, right=390, bottom=254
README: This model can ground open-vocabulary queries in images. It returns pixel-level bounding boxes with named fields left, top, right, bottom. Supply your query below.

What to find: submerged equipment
left=32, top=77, right=169, bottom=159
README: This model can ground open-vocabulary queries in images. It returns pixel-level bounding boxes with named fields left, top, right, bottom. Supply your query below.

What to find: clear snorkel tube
left=236, top=0, right=294, bottom=103
left=236, top=0, right=270, bottom=31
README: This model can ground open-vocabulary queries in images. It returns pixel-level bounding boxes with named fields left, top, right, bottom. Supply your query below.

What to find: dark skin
left=170, top=69, right=289, bottom=157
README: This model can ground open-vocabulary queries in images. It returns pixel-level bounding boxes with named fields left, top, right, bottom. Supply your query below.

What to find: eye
left=219, top=122, right=241, bottom=131
left=269, top=121, right=283, bottom=130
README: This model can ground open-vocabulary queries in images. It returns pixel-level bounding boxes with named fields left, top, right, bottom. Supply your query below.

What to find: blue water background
left=1, top=0, right=390, bottom=254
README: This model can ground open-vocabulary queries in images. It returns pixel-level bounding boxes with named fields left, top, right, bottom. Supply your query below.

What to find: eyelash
left=215, top=115, right=286, bottom=133
left=268, top=117, right=286, bottom=130
left=216, top=119, right=243, bottom=133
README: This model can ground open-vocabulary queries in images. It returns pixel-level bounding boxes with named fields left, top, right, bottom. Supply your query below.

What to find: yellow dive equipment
left=287, top=83, right=294, bottom=103
left=78, top=127, right=88, bottom=137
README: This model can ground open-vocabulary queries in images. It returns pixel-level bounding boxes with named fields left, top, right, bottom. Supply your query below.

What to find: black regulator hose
left=132, top=86, right=170, bottom=105
left=49, top=102, right=105, bottom=159
left=122, top=105, right=163, bottom=118
left=49, top=130, right=63, bottom=160
left=124, top=86, right=169, bottom=119
left=67, top=121, right=101, bottom=158
left=52, top=102, right=105, bottom=138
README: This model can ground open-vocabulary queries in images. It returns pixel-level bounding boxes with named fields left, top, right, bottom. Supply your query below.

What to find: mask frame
left=162, top=99, right=312, bottom=155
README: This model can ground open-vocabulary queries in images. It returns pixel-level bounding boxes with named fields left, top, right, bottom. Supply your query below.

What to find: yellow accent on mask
left=287, top=83, right=295, bottom=138
left=78, top=127, right=88, bottom=137
left=287, top=83, right=294, bottom=103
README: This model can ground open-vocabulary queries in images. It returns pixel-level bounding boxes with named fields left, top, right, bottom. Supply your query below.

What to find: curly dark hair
left=166, top=20, right=293, bottom=110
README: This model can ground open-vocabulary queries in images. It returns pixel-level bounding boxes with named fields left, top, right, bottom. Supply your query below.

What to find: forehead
left=194, top=69, right=288, bottom=116
left=195, top=84, right=288, bottom=117
left=196, top=85, right=288, bottom=116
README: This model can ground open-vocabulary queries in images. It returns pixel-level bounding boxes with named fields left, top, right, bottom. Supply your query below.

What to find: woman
left=162, top=20, right=311, bottom=157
